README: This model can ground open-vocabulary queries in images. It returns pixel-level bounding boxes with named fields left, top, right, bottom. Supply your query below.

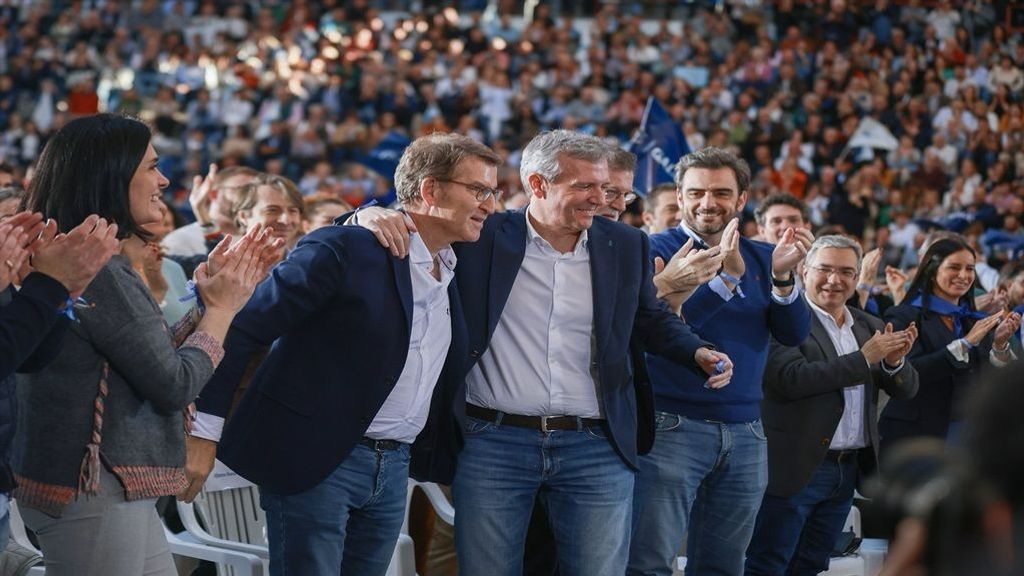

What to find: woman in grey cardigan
left=13, top=114, right=280, bottom=575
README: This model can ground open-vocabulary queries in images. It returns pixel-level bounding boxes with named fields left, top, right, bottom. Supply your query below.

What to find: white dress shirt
left=465, top=210, right=600, bottom=418
left=365, top=233, right=455, bottom=443
left=807, top=300, right=868, bottom=450
left=193, top=233, right=455, bottom=444
left=161, top=221, right=209, bottom=257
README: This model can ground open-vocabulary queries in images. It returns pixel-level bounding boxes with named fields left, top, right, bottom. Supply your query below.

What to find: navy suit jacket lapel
left=587, top=222, right=617, bottom=357
left=390, top=255, right=413, bottom=334
left=488, top=212, right=527, bottom=338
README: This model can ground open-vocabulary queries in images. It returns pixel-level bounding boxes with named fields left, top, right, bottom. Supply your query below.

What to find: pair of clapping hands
left=653, top=218, right=814, bottom=302
left=0, top=210, right=281, bottom=315
left=0, top=212, right=119, bottom=297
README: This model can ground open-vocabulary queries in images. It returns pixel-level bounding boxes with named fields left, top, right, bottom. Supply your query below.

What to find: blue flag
left=357, top=131, right=412, bottom=206
left=624, top=98, right=690, bottom=196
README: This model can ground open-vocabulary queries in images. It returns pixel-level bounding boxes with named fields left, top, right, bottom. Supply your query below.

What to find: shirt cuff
left=192, top=412, right=225, bottom=442
left=990, top=345, right=1018, bottom=368
left=947, top=339, right=971, bottom=364
left=771, top=286, right=801, bottom=305
left=880, top=357, right=905, bottom=374
left=708, top=276, right=735, bottom=302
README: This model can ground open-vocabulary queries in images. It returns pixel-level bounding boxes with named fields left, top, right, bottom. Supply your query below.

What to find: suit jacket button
left=470, top=350, right=481, bottom=358
left=821, top=438, right=830, bottom=446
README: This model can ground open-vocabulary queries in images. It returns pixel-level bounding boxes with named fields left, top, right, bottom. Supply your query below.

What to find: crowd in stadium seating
left=0, top=0, right=1020, bottom=268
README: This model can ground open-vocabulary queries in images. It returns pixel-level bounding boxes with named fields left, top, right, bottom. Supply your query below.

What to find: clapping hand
left=862, top=322, right=917, bottom=365
left=720, top=218, right=744, bottom=281
left=883, top=322, right=918, bottom=367
left=29, top=215, right=120, bottom=299
left=653, top=237, right=725, bottom=298
left=993, top=311, right=1022, bottom=351
left=0, top=215, right=36, bottom=291
left=197, top=224, right=283, bottom=313
left=189, top=163, right=218, bottom=228
left=859, top=248, right=883, bottom=289
left=771, top=226, right=813, bottom=278
left=964, top=311, right=1006, bottom=348
left=884, top=266, right=908, bottom=305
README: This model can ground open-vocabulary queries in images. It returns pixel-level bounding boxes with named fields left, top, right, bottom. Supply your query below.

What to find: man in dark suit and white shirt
left=189, top=133, right=502, bottom=576
left=745, top=235, right=920, bottom=576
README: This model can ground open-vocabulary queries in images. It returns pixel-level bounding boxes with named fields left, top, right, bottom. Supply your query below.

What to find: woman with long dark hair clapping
left=13, top=114, right=280, bottom=576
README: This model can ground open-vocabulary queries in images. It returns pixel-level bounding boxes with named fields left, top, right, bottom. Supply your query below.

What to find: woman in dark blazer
left=879, top=237, right=1021, bottom=453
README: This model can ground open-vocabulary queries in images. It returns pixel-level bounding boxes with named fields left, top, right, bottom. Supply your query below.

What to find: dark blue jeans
left=260, top=442, right=411, bottom=576
left=452, top=416, right=634, bottom=576
left=744, top=452, right=859, bottom=576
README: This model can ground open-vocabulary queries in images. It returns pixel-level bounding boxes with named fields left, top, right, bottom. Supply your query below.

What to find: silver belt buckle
left=540, top=415, right=551, bottom=433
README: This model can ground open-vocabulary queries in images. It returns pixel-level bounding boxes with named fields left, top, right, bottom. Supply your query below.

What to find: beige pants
left=20, top=467, right=176, bottom=576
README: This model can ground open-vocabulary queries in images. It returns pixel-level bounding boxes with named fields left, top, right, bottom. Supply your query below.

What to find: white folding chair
left=175, top=461, right=270, bottom=576
left=7, top=500, right=45, bottom=576
left=178, top=460, right=416, bottom=576
left=164, top=524, right=266, bottom=576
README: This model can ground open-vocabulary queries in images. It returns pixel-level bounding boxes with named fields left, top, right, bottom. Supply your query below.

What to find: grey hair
left=804, top=234, right=863, bottom=268
left=519, top=130, right=610, bottom=191
left=608, top=147, right=637, bottom=173
left=675, top=147, right=751, bottom=193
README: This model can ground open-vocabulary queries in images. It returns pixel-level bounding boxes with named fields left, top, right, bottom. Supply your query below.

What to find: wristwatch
left=771, top=271, right=795, bottom=288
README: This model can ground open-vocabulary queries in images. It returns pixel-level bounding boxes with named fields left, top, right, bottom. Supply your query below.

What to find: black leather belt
left=359, top=437, right=404, bottom=451
left=467, top=404, right=604, bottom=433
left=825, top=449, right=859, bottom=462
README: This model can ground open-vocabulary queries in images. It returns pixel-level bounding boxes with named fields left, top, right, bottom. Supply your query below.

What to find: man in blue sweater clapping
left=628, top=147, right=813, bottom=576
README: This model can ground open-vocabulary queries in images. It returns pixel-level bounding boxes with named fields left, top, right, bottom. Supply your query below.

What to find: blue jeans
left=0, top=492, right=9, bottom=554
left=628, top=412, right=769, bottom=576
left=745, top=453, right=858, bottom=576
left=260, top=443, right=411, bottom=576
left=452, top=416, right=634, bottom=576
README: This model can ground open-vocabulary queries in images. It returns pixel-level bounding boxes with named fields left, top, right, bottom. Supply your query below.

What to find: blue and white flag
left=357, top=131, right=412, bottom=206
left=624, top=98, right=691, bottom=196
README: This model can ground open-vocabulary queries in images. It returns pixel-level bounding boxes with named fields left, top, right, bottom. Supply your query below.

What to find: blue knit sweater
left=647, top=228, right=811, bottom=423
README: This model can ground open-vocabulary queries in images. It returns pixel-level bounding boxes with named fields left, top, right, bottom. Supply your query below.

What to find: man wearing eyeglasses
left=189, top=134, right=503, bottom=576
left=745, top=235, right=919, bottom=576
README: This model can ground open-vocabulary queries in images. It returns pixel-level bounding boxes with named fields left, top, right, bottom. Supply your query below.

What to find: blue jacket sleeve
left=196, top=239, right=348, bottom=418
left=634, top=234, right=711, bottom=371
left=0, top=273, right=70, bottom=379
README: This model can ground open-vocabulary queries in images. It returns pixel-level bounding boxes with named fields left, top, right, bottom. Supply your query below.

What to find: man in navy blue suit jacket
left=189, top=134, right=502, bottom=576
left=357, top=130, right=732, bottom=576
